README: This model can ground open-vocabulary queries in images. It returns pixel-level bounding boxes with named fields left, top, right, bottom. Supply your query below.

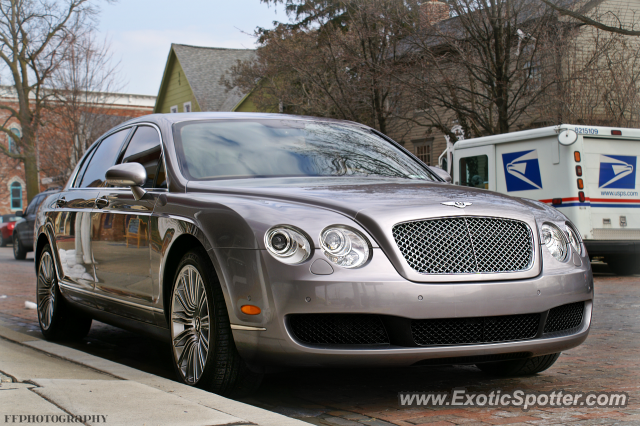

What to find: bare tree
left=0, top=0, right=99, bottom=202
left=540, top=0, right=640, bottom=36
left=553, top=23, right=640, bottom=127
left=43, top=30, right=125, bottom=183
left=227, top=0, right=410, bottom=135
left=394, top=0, right=566, bottom=140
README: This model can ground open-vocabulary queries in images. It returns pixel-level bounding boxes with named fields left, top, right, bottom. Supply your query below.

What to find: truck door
left=454, top=146, right=496, bottom=190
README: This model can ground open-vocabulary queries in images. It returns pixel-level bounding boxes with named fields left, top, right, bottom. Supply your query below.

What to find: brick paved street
left=1, top=245, right=639, bottom=425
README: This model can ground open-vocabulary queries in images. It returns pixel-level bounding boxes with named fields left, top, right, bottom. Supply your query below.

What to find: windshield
left=173, top=119, right=436, bottom=181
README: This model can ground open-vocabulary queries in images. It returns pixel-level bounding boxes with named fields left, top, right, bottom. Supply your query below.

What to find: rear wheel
left=0, top=234, right=6, bottom=247
left=606, top=255, right=640, bottom=276
left=13, top=235, right=26, bottom=260
left=476, top=353, right=560, bottom=377
left=37, top=244, right=92, bottom=340
left=169, top=249, right=263, bottom=397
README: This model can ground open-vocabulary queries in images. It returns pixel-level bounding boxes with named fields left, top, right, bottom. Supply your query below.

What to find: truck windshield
left=173, top=119, right=436, bottom=181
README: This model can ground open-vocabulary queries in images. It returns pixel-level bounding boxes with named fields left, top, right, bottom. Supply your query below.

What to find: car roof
left=118, top=112, right=366, bottom=128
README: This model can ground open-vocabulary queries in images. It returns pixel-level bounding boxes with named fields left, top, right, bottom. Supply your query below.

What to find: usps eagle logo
left=502, top=150, right=543, bottom=192
left=598, top=155, right=636, bottom=189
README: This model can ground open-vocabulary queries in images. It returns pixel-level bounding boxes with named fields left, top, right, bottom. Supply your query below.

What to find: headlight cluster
left=541, top=223, right=569, bottom=262
left=565, top=223, right=583, bottom=256
left=264, top=226, right=312, bottom=265
left=264, top=225, right=371, bottom=268
left=319, top=227, right=370, bottom=269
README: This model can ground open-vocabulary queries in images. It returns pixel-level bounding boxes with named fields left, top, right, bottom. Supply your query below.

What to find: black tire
left=606, top=255, right=640, bottom=276
left=476, top=353, right=560, bottom=377
left=13, top=235, right=26, bottom=260
left=0, top=234, right=6, bottom=247
left=169, top=249, right=263, bottom=397
left=37, top=244, right=92, bottom=341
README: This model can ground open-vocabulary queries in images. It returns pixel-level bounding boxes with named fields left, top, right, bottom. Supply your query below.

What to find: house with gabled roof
left=154, top=44, right=256, bottom=114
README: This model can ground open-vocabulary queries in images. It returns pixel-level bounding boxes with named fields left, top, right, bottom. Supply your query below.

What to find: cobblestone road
left=1, top=246, right=638, bottom=425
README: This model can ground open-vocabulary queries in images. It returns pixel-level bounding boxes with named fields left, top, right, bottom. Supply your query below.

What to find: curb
left=0, top=323, right=307, bottom=426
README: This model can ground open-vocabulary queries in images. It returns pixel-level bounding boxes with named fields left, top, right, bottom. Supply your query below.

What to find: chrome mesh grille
left=392, top=217, right=533, bottom=274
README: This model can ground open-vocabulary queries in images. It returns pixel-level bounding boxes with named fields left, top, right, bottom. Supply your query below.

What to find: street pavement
left=1, top=246, right=639, bottom=425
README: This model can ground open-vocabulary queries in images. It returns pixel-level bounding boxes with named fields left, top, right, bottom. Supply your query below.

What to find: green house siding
left=155, top=54, right=200, bottom=113
left=232, top=80, right=277, bottom=113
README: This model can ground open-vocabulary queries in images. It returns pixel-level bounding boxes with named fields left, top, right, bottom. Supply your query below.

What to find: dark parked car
left=0, top=214, right=22, bottom=247
left=13, top=188, right=59, bottom=259
left=33, top=113, right=593, bottom=397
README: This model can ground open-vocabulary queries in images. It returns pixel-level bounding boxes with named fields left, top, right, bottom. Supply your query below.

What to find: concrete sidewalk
left=0, top=323, right=306, bottom=426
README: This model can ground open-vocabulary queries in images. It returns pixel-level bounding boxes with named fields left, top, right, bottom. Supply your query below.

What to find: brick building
left=0, top=87, right=155, bottom=215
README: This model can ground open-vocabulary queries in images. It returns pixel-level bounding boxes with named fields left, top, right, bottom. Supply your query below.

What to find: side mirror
left=430, top=166, right=452, bottom=183
left=105, top=163, right=147, bottom=200
left=15, top=210, right=23, bottom=217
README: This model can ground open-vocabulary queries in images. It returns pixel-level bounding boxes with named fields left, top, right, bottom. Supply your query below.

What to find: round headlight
left=541, top=223, right=569, bottom=262
left=565, top=224, right=582, bottom=256
left=265, top=226, right=311, bottom=264
left=320, top=226, right=371, bottom=268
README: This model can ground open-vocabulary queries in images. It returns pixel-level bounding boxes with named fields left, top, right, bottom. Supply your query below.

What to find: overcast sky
left=97, top=0, right=285, bottom=96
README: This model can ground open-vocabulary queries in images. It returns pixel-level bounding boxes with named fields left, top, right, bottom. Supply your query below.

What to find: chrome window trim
left=70, top=122, right=169, bottom=192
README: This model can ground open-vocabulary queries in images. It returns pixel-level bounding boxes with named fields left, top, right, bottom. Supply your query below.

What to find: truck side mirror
left=105, top=163, right=147, bottom=200
left=430, top=166, right=452, bottom=183
left=15, top=210, right=23, bottom=217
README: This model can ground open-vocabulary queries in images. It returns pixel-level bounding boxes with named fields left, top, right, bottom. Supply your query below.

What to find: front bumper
left=229, top=248, right=593, bottom=369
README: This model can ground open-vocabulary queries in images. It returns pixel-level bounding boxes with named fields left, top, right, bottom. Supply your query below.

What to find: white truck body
left=445, top=124, right=640, bottom=268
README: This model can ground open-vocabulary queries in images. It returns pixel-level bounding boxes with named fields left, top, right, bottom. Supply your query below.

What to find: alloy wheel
left=170, top=264, right=211, bottom=385
left=37, top=251, right=56, bottom=330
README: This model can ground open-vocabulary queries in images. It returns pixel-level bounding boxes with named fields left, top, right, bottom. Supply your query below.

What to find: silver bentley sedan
left=34, top=113, right=593, bottom=396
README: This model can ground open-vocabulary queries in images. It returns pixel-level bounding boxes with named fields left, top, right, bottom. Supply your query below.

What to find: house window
left=7, top=126, right=21, bottom=154
left=183, top=102, right=192, bottom=113
left=413, top=137, right=434, bottom=165
left=169, top=105, right=178, bottom=113
left=10, top=181, right=22, bottom=210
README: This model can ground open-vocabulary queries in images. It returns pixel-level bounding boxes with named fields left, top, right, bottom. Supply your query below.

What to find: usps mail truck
left=444, top=124, right=640, bottom=275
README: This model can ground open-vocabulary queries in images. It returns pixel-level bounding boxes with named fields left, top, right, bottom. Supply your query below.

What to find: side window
left=155, top=157, right=167, bottom=189
left=79, top=129, right=131, bottom=188
left=72, top=144, right=98, bottom=188
left=25, top=195, right=43, bottom=216
left=121, top=126, right=162, bottom=188
left=459, top=155, right=489, bottom=189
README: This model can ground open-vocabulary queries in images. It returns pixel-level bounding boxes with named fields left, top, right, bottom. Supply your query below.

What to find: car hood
left=187, top=176, right=541, bottom=220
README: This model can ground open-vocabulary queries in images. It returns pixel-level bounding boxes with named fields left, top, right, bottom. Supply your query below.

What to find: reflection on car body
left=33, top=113, right=593, bottom=397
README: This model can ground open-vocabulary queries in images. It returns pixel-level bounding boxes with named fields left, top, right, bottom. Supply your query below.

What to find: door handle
left=95, top=197, right=110, bottom=209
left=56, top=198, right=66, bottom=208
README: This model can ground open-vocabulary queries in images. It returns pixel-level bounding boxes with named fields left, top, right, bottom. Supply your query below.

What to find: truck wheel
left=476, top=353, right=560, bottom=376
left=37, top=244, right=92, bottom=340
left=606, top=255, right=640, bottom=276
left=169, top=249, right=263, bottom=397
left=13, top=235, right=26, bottom=260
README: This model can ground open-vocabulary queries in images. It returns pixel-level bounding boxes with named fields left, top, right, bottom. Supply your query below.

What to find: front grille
left=288, top=314, right=389, bottom=345
left=544, top=302, right=585, bottom=333
left=411, top=313, right=540, bottom=346
left=392, top=217, right=533, bottom=274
